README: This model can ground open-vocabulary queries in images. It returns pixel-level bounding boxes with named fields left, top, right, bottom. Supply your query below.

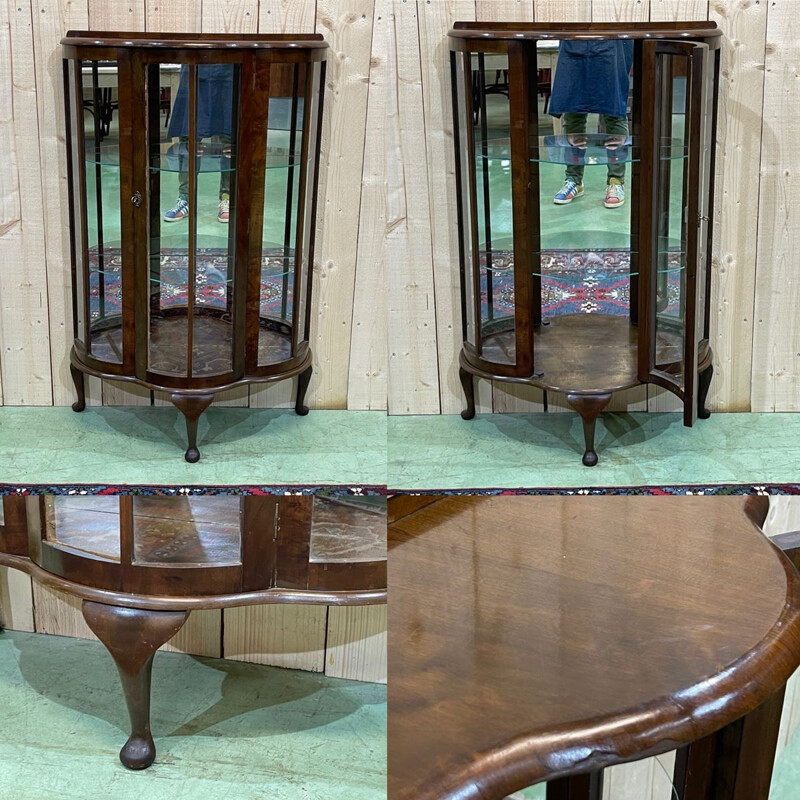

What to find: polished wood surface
left=449, top=21, right=722, bottom=43
left=388, top=496, right=800, bottom=800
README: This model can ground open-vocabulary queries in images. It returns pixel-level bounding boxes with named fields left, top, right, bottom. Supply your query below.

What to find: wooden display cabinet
left=451, top=22, right=721, bottom=465
left=63, top=31, right=326, bottom=461
left=0, top=494, right=386, bottom=769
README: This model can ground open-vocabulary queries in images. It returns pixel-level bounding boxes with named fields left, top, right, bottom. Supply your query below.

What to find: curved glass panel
left=653, top=52, right=689, bottom=380
left=44, top=496, right=121, bottom=562
left=132, top=496, right=242, bottom=566
left=470, top=51, right=515, bottom=364
left=309, top=496, right=386, bottom=564
left=258, top=62, right=306, bottom=366
left=82, top=60, right=123, bottom=363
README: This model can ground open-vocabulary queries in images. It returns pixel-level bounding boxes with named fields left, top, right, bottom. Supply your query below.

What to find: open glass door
left=452, top=41, right=536, bottom=378
left=639, top=39, right=712, bottom=426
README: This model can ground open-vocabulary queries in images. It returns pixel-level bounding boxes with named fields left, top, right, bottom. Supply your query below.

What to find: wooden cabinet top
left=388, top=495, right=800, bottom=800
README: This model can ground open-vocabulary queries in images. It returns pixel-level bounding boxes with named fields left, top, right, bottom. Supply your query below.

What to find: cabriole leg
left=459, top=366, right=476, bottom=420
left=170, top=392, right=214, bottom=463
left=566, top=393, right=612, bottom=467
left=295, top=364, right=312, bottom=416
left=82, top=602, right=189, bottom=770
left=70, top=363, right=86, bottom=412
left=698, top=363, right=713, bottom=420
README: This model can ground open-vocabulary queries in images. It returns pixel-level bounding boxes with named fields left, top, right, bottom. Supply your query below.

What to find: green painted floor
left=387, top=412, right=800, bottom=491
left=0, top=408, right=386, bottom=488
left=0, top=630, right=385, bottom=800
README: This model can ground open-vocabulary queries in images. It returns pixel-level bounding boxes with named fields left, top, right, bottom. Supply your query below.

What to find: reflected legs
left=170, top=392, right=214, bottom=463
left=546, top=771, right=604, bottom=800
left=698, top=363, right=713, bottom=420
left=82, top=601, right=189, bottom=770
left=566, top=393, right=612, bottom=467
left=70, top=363, right=86, bottom=412
left=460, top=367, right=476, bottom=420
left=295, top=365, right=312, bottom=416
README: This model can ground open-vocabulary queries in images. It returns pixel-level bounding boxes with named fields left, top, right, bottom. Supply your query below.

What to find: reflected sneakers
left=604, top=178, right=625, bottom=208
left=218, top=194, right=230, bottom=224
left=553, top=179, right=584, bottom=205
left=164, top=198, right=189, bottom=222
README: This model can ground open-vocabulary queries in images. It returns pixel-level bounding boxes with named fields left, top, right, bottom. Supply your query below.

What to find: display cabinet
left=63, top=31, right=327, bottom=461
left=0, top=494, right=386, bottom=769
left=450, top=22, right=721, bottom=465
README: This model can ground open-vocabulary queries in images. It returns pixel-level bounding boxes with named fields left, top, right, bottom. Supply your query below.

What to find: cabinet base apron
left=69, top=346, right=313, bottom=462
left=459, top=314, right=713, bottom=466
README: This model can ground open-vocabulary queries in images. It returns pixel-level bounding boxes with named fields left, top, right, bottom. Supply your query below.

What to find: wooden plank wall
left=387, top=0, right=800, bottom=416
left=0, top=0, right=386, bottom=412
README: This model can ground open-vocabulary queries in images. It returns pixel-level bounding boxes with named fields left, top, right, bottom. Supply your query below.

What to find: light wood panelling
left=0, top=568, right=34, bottom=632
left=33, top=0, right=89, bottom=408
left=386, top=0, right=441, bottom=414
left=419, top=0, right=476, bottom=415
left=325, top=604, right=386, bottom=683
left=534, top=0, right=591, bottom=22
left=145, top=0, right=202, bottom=32
left=202, top=0, right=259, bottom=32
left=751, top=0, right=800, bottom=412
left=312, top=0, right=375, bottom=409
left=708, top=0, right=767, bottom=412
left=259, top=0, right=316, bottom=32
left=223, top=604, right=327, bottom=672
left=348, top=0, right=387, bottom=410
left=88, top=1, right=146, bottom=29
left=0, top=0, right=56, bottom=406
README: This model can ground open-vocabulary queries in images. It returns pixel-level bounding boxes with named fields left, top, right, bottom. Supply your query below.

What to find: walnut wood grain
left=388, top=496, right=800, bottom=800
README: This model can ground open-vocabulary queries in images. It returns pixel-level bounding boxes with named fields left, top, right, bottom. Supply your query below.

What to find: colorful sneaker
left=604, top=178, right=625, bottom=208
left=164, top=197, right=189, bottom=222
left=217, top=194, right=230, bottom=224
left=553, top=179, right=584, bottom=205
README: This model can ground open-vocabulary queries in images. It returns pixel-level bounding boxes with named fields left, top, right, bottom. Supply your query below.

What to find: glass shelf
left=85, top=142, right=299, bottom=172
left=475, top=135, right=687, bottom=165
left=148, top=260, right=293, bottom=288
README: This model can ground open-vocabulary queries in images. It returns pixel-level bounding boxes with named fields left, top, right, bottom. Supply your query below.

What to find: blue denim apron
left=167, top=64, right=234, bottom=139
left=548, top=40, right=634, bottom=119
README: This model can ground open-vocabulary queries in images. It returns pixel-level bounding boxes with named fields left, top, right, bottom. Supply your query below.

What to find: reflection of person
left=164, top=64, right=234, bottom=224
left=548, top=39, right=634, bottom=208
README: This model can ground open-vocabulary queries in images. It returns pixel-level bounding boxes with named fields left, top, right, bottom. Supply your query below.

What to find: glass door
left=65, top=56, right=129, bottom=371
left=640, top=39, right=711, bottom=424
left=141, top=58, right=241, bottom=384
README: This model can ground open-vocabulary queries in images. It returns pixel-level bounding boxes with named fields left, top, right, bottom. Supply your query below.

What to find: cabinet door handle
left=131, top=191, right=142, bottom=207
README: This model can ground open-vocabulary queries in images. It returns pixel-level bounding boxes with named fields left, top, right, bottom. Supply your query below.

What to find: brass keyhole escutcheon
left=131, top=191, right=142, bottom=207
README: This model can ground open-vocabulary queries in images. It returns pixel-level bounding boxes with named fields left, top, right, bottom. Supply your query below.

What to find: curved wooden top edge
left=448, top=21, right=721, bottom=41
left=0, top=553, right=386, bottom=610
left=62, top=30, right=328, bottom=50
left=404, top=507, right=800, bottom=800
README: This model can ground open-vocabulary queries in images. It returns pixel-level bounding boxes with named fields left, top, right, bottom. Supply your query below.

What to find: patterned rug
left=480, top=249, right=683, bottom=318
left=87, top=247, right=294, bottom=320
